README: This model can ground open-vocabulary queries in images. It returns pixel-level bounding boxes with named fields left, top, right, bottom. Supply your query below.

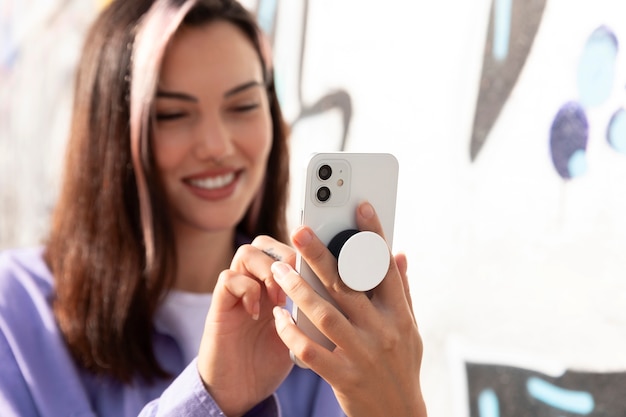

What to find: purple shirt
left=0, top=248, right=344, bottom=417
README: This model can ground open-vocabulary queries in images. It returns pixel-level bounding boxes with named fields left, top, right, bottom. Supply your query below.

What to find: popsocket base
left=327, top=229, right=390, bottom=291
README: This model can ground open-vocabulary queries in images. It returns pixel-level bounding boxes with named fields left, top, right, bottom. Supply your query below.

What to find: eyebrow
left=156, top=80, right=265, bottom=102
left=224, top=80, right=265, bottom=97
left=156, top=90, right=198, bottom=102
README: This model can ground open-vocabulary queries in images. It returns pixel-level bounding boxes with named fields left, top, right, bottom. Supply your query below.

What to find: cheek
left=151, top=138, right=189, bottom=178
left=241, top=114, right=274, bottom=166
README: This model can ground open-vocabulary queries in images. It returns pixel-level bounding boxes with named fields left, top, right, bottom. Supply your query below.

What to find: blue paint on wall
left=467, top=363, right=624, bottom=417
left=527, top=377, right=595, bottom=415
left=470, top=0, right=547, bottom=161
left=493, top=0, right=513, bottom=61
left=567, top=149, right=588, bottom=177
left=577, top=26, right=618, bottom=108
left=607, top=108, right=626, bottom=154
left=478, top=389, right=500, bottom=417
left=257, top=0, right=278, bottom=36
left=548, top=25, right=624, bottom=179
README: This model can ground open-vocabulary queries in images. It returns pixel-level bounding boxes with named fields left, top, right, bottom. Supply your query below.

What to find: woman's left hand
left=271, top=202, right=427, bottom=417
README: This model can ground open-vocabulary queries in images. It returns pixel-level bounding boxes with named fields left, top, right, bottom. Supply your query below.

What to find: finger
left=290, top=226, right=372, bottom=320
left=250, top=235, right=297, bottom=267
left=394, top=252, right=415, bottom=318
left=271, top=261, right=357, bottom=349
left=251, top=235, right=296, bottom=305
left=354, top=202, right=406, bottom=305
left=355, top=200, right=387, bottom=239
left=230, top=242, right=288, bottom=306
left=211, top=270, right=262, bottom=320
left=272, top=306, right=338, bottom=372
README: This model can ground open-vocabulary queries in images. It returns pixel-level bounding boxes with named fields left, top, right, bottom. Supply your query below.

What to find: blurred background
left=2, top=0, right=626, bottom=415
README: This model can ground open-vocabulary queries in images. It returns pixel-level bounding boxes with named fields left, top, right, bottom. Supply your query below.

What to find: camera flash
left=337, top=179, right=344, bottom=187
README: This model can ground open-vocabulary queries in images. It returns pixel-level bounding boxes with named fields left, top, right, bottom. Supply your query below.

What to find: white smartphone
left=291, top=152, right=399, bottom=367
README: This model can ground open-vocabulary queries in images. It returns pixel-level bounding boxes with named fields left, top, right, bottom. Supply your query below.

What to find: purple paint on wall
left=549, top=101, right=589, bottom=180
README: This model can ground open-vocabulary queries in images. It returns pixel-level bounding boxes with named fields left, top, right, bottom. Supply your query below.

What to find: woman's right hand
left=197, top=236, right=295, bottom=417
left=271, top=203, right=427, bottom=417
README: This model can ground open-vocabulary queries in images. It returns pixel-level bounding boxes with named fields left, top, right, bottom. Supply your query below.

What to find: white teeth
left=189, top=172, right=235, bottom=190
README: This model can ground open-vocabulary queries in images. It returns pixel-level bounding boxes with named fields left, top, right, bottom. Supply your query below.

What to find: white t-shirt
left=154, top=290, right=213, bottom=365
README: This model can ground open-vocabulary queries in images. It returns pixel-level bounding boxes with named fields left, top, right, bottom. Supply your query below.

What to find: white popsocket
left=327, top=229, right=390, bottom=291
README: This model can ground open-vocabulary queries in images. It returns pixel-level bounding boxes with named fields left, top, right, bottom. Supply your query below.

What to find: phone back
left=292, top=152, right=399, bottom=359
left=299, top=152, right=398, bottom=245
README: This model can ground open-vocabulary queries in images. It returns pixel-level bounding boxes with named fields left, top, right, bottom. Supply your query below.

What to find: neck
left=172, top=225, right=236, bottom=293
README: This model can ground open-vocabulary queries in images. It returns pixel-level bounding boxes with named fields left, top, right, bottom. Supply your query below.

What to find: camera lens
left=318, top=164, right=332, bottom=180
left=316, top=186, right=331, bottom=202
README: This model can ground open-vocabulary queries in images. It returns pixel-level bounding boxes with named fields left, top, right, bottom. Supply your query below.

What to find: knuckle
left=296, top=342, right=319, bottom=364
left=300, top=239, right=326, bottom=266
left=400, top=312, right=417, bottom=329
left=308, top=246, right=327, bottom=265
left=251, top=234, right=271, bottom=247
left=312, top=306, right=339, bottom=331
left=329, top=278, right=349, bottom=295
left=217, top=269, right=235, bottom=283
left=378, top=327, right=402, bottom=353
left=338, top=365, right=362, bottom=388
left=234, top=243, right=254, bottom=260
left=285, top=273, right=308, bottom=295
left=257, top=268, right=274, bottom=285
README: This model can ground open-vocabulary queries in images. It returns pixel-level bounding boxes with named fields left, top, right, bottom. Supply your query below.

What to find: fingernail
left=360, top=202, right=375, bottom=219
left=271, top=261, right=291, bottom=282
left=252, top=301, right=260, bottom=321
left=272, top=306, right=282, bottom=321
left=292, top=227, right=313, bottom=247
left=272, top=306, right=292, bottom=322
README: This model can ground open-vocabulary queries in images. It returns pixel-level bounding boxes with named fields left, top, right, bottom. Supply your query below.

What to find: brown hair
left=45, top=0, right=289, bottom=383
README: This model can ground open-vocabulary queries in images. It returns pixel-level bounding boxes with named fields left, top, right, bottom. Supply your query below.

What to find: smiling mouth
left=188, top=172, right=236, bottom=190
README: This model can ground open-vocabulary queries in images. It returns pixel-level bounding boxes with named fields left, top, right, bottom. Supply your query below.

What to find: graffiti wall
left=2, top=0, right=626, bottom=416
left=0, top=0, right=96, bottom=248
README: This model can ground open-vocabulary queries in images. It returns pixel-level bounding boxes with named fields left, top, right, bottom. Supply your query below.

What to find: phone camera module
left=316, top=186, right=331, bottom=202
left=318, top=164, right=332, bottom=181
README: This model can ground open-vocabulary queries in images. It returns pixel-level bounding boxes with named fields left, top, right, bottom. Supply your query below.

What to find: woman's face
left=152, top=20, right=272, bottom=235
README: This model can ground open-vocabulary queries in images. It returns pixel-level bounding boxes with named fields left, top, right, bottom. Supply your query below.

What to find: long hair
left=45, top=0, right=289, bottom=383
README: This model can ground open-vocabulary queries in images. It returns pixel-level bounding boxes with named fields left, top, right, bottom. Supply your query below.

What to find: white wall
left=253, top=0, right=626, bottom=415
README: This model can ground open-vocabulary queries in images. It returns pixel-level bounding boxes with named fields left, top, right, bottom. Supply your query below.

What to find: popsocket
left=327, top=229, right=390, bottom=291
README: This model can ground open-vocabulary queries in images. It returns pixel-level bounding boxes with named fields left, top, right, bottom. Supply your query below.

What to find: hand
left=271, top=202, right=427, bottom=417
left=197, top=236, right=295, bottom=417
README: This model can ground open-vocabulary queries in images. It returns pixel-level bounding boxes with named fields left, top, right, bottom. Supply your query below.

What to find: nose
left=193, top=112, right=234, bottom=161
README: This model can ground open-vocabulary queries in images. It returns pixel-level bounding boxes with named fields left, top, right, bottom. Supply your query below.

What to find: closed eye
left=231, top=103, right=259, bottom=113
left=155, top=112, right=187, bottom=122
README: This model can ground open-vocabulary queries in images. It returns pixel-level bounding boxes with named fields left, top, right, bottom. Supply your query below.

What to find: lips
left=184, top=169, right=241, bottom=200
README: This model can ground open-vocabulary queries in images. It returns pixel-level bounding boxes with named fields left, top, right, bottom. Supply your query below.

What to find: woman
left=0, top=0, right=426, bottom=416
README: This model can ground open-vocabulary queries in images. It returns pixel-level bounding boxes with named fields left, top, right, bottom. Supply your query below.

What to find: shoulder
left=0, top=246, right=52, bottom=280
left=0, top=248, right=96, bottom=416
left=0, top=246, right=53, bottom=292
left=0, top=247, right=55, bottom=334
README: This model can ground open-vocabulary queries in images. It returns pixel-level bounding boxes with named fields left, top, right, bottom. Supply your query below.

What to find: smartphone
left=291, top=152, right=399, bottom=367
